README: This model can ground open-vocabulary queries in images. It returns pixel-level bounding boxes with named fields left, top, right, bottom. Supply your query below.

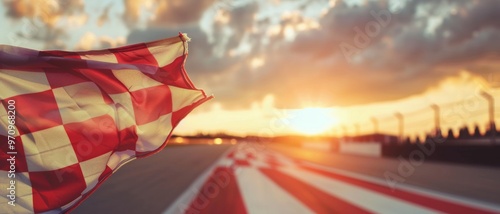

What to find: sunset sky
left=1, top=0, right=499, bottom=137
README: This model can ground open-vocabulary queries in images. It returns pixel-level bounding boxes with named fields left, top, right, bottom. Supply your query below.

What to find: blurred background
left=2, top=0, right=500, bottom=213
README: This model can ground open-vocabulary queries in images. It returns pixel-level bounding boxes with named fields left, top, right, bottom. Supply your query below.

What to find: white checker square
left=109, top=92, right=136, bottom=131
left=169, top=86, right=204, bottom=112
left=21, top=126, right=78, bottom=171
left=135, top=113, right=172, bottom=152
left=112, top=69, right=162, bottom=92
left=79, top=152, right=111, bottom=194
left=147, top=41, right=184, bottom=67
left=53, top=82, right=114, bottom=124
left=107, top=150, right=135, bottom=170
left=81, top=51, right=118, bottom=64
left=0, top=108, right=6, bottom=136
left=0, top=69, right=51, bottom=98
left=61, top=196, right=82, bottom=211
left=0, top=102, right=19, bottom=137
left=0, top=171, right=34, bottom=213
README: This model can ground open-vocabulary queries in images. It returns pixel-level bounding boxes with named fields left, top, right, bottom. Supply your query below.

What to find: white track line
left=235, top=167, right=314, bottom=214
left=280, top=167, right=439, bottom=214
left=301, top=161, right=500, bottom=212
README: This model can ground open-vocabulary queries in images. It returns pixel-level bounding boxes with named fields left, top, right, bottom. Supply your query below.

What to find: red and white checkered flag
left=0, top=33, right=212, bottom=213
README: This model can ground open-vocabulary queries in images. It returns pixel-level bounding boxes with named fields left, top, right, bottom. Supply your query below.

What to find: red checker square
left=44, top=56, right=88, bottom=70
left=64, top=115, right=119, bottom=162
left=116, top=125, right=138, bottom=151
left=131, top=85, right=172, bottom=125
left=171, top=102, right=196, bottom=128
left=11, top=90, right=63, bottom=135
left=102, top=91, right=114, bottom=105
left=0, top=134, right=28, bottom=172
left=30, top=164, right=86, bottom=213
left=98, top=165, right=113, bottom=181
left=76, top=68, right=128, bottom=94
left=149, top=56, right=186, bottom=87
left=45, top=68, right=89, bottom=88
left=170, top=92, right=211, bottom=129
left=111, top=43, right=159, bottom=67
left=170, top=92, right=210, bottom=128
left=39, top=50, right=81, bottom=59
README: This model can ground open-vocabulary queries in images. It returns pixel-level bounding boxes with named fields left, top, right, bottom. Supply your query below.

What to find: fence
left=336, top=91, right=499, bottom=144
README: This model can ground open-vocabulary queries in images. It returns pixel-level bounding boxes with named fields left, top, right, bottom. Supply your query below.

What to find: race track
left=73, top=142, right=500, bottom=214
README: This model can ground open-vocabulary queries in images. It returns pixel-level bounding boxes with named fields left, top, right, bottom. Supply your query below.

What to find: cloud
left=75, top=32, right=97, bottom=50
left=225, top=2, right=259, bottom=50
left=3, top=0, right=86, bottom=49
left=220, top=0, right=500, bottom=108
left=121, top=0, right=216, bottom=28
left=4, top=0, right=85, bottom=25
left=121, top=0, right=149, bottom=28
left=97, top=3, right=112, bottom=27
left=150, top=0, right=216, bottom=26
left=99, top=36, right=126, bottom=49
left=436, top=0, right=500, bottom=44
left=75, top=32, right=127, bottom=50
left=122, top=0, right=500, bottom=109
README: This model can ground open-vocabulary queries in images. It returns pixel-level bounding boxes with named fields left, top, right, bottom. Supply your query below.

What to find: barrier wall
left=338, top=141, right=382, bottom=157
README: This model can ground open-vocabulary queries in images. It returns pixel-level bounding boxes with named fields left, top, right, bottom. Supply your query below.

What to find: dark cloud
left=436, top=0, right=500, bottom=44
left=290, top=0, right=415, bottom=59
left=225, top=2, right=259, bottom=50
left=229, top=0, right=500, bottom=108
left=124, top=0, right=500, bottom=109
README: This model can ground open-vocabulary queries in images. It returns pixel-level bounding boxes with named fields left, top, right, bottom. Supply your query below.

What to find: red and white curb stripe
left=164, top=144, right=500, bottom=214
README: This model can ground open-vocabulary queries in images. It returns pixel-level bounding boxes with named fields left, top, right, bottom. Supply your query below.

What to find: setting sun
left=289, top=107, right=338, bottom=135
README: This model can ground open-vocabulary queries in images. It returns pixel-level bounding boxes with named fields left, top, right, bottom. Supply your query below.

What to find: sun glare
left=213, top=138, right=223, bottom=145
left=289, top=108, right=338, bottom=135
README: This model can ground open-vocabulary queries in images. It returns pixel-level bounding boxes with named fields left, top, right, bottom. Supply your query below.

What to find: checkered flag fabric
left=0, top=33, right=211, bottom=213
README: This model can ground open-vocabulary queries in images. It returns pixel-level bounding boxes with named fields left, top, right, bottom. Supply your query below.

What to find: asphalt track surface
left=72, top=143, right=500, bottom=214
left=269, top=144, right=500, bottom=206
left=72, top=144, right=232, bottom=214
